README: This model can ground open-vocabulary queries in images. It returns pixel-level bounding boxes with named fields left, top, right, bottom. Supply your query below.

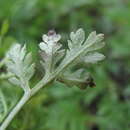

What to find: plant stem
left=0, top=47, right=84, bottom=129
left=0, top=41, right=91, bottom=130
left=31, top=75, right=53, bottom=96
left=0, top=73, right=53, bottom=130
left=0, top=75, right=53, bottom=130
left=0, top=92, right=31, bottom=130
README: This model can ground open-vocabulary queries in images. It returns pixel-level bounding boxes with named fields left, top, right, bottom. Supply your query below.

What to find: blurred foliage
left=0, top=0, right=130, bottom=130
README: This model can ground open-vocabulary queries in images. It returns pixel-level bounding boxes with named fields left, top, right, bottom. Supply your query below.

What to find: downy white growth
left=58, top=69, right=91, bottom=89
left=5, top=28, right=105, bottom=90
left=39, top=30, right=61, bottom=54
left=5, top=44, right=35, bottom=92
left=39, top=30, right=65, bottom=75
left=0, top=28, right=105, bottom=130
left=55, top=29, right=105, bottom=88
left=59, top=29, right=105, bottom=68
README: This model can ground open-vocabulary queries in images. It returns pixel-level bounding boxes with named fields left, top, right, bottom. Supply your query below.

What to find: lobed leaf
left=56, top=28, right=105, bottom=89
left=84, top=52, right=105, bottom=64
left=5, top=44, right=35, bottom=91
left=39, top=30, right=65, bottom=75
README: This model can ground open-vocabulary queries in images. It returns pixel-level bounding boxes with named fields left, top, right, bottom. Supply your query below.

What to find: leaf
left=8, top=77, right=20, bottom=86
left=55, top=28, right=105, bottom=89
left=23, top=52, right=32, bottom=69
left=52, top=49, right=65, bottom=70
left=58, top=69, right=93, bottom=89
left=39, top=30, right=65, bottom=74
left=6, top=44, right=35, bottom=91
left=6, top=62, right=20, bottom=76
left=39, top=42, right=50, bottom=54
left=84, top=52, right=105, bottom=64
left=70, top=28, right=85, bottom=45
left=24, top=63, right=35, bottom=81
left=19, top=44, right=26, bottom=61
left=0, top=72, right=14, bottom=80
left=57, top=29, right=105, bottom=71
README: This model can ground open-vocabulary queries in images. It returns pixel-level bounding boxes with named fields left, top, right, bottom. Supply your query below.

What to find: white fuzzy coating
left=39, top=32, right=61, bottom=55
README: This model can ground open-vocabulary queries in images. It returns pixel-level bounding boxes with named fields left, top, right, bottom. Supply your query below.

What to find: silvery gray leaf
left=23, top=52, right=32, bottom=69
left=70, top=28, right=85, bottom=45
left=56, top=28, right=105, bottom=89
left=8, top=77, right=20, bottom=86
left=6, top=44, right=35, bottom=91
left=58, top=28, right=105, bottom=72
left=39, top=31, right=64, bottom=74
left=58, top=69, right=91, bottom=89
left=24, top=63, right=35, bottom=81
left=84, top=52, right=105, bottom=64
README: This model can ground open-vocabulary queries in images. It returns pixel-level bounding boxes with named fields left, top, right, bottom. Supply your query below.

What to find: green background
left=0, top=0, right=130, bottom=130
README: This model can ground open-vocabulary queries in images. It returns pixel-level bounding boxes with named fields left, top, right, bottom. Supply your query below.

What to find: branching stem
left=0, top=29, right=105, bottom=130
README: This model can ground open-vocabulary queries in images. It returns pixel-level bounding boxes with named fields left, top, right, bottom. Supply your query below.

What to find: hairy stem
left=0, top=43, right=92, bottom=130
left=0, top=69, right=59, bottom=130
left=0, top=92, right=31, bottom=130
left=0, top=75, right=53, bottom=130
left=0, top=28, right=105, bottom=130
